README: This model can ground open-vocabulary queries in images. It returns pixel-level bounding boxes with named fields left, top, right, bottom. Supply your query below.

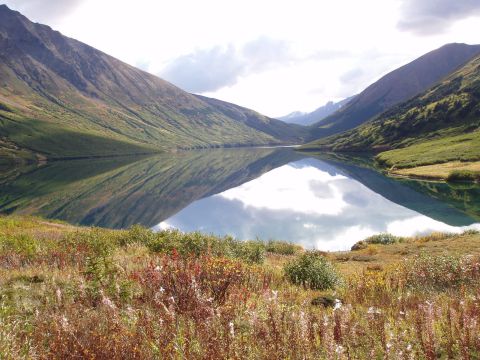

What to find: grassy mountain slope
left=194, top=95, right=309, bottom=143
left=0, top=5, right=305, bottom=159
left=308, top=43, right=480, bottom=140
left=303, top=54, right=480, bottom=174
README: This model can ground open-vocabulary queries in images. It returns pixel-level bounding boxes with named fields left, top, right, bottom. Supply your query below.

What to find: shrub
left=351, top=240, right=368, bottom=251
left=446, top=170, right=480, bottom=182
left=364, top=233, right=404, bottom=245
left=147, top=229, right=266, bottom=264
left=118, top=224, right=156, bottom=246
left=265, top=240, right=302, bottom=255
left=284, top=251, right=341, bottom=290
left=232, top=241, right=265, bottom=264
left=399, top=254, right=480, bottom=291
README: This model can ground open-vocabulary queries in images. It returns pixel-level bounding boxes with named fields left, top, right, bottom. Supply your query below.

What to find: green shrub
left=284, top=251, right=341, bottom=290
left=462, top=229, right=480, bottom=235
left=232, top=241, right=265, bottom=264
left=351, top=240, right=368, bottom=251
left=446, top=170, right=480, bottom=182
left=265, top=240, right=302, bottom=255
left=147, top=229, right=266, bottom=263
left=400, top=254, right=480, bottom=291
left=0, top=234, right=39, bottom=257
left=118, top=224, right=156, bottom=246
left=364, top=233, right=404, bottom=245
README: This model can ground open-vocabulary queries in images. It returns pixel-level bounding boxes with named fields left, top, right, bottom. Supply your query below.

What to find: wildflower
left=60, top=316, right=69, bottom=330
left=333, top=299, right=342, bottom=311
left=406, top=344, right=412, bottom=351
left=101, top=292, right=116, bottom=310
left=335, top=345, right=344, bottom=354
left=229, top=321, right=235, bottom=338
left=367, top=306, right=381, bottom=314
left=154, top=265, right=161, bottom=271
left=56, top=288, right=62, bottom=304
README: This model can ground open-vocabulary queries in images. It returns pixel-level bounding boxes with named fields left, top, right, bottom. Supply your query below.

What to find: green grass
left=376, top=131, right=480, bottom=169
left=0, top=114, right=158, bottom=158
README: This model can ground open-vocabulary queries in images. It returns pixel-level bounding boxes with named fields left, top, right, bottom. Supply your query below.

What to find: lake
left=1, top=147, right=479, bottom=250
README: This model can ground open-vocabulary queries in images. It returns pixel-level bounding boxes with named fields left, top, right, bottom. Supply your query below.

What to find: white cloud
left=160, top=37, right=292, bottom=93
left=397, top=0, right=480, bottom=35
left=3, top=0, right=480, bottom=116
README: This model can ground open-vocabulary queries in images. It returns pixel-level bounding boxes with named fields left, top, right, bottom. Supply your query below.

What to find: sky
left=4, top=0, right=480, bottom=117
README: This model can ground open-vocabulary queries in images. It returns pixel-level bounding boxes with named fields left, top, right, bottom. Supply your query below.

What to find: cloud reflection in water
left=157, top=159, right=480, bottom=251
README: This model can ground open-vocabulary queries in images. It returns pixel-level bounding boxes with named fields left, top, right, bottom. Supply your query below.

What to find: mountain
left=303, top=53, right=480, bottom=170
left=0, top=5, right=305, bottom=160
left=308, top=43, right=480, bottom=140
left=280, top=96, right=355, bottom=126
left=280, top=111, right=306, bottom=122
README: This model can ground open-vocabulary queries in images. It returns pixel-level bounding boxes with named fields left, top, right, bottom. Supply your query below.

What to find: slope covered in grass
left=303, top=54, right=480, bottom=177
left=0, top=5, right=305, bottom=159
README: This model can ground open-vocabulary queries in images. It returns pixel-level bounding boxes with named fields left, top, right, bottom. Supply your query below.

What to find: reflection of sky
left=155, top=159, right=480, bottom=251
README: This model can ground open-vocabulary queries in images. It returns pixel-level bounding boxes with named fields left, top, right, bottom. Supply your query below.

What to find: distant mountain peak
left=279, top=96, right=355, bottom=126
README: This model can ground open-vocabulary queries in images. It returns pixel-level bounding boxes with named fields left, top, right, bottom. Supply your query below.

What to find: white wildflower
left=56, top=288, right=62, bottom=304
left=229, top=321, right=235, bottom=337
left=333, top=299, right=342, bottom=311
left=60, top=315, right=69, bottom=330
left=101, top=295, right=116, bottom=310
left=367, top=306, right=381, bottom=314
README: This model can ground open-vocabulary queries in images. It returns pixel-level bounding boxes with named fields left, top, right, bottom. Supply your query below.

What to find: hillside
left=302, top=54, right=480, bottom=177
left=0, top=5, right=305, bottom=160
left=279, top=96, right=354, bottom=126
left=308, top=43, right=480, bottom=140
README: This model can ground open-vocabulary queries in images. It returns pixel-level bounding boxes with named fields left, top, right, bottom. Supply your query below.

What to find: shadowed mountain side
left=0, top=148, right=304, bottom=228
left=311, top=155, right=479, bottom=226
left=0, top=5, right=305, bottom=159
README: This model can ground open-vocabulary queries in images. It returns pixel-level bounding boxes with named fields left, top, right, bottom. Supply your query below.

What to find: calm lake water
left=1, top=147, right=479, bottom=250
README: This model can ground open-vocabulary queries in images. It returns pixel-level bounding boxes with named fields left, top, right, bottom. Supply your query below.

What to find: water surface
left=1, top=148, right=479, bottom=250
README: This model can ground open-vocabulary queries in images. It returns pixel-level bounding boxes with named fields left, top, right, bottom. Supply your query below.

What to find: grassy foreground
left=1, top=216, right=480, bottom=359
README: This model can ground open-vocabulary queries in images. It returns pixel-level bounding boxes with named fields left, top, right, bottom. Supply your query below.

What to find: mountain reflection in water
left=1, top=148, right=479, bottom=250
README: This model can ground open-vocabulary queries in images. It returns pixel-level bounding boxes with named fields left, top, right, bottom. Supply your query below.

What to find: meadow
left=1, top=216, right=480, bottom=359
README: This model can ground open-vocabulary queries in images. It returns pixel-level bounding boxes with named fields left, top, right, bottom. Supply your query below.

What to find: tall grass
left=2, top=217, right=480, bottom=358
